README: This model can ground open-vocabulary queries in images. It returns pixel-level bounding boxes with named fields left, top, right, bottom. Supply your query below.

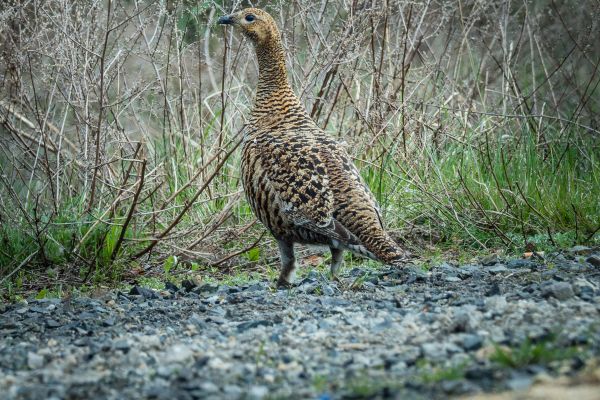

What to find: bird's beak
left=218, top=15, right=235, bottom=25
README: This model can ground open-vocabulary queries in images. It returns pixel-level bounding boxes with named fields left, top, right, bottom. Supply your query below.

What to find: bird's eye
left=245, top=14, right=255, bottom=22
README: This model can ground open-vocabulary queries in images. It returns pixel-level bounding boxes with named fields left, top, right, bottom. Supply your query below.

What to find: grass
left=0, top=201, right=143, bottom=293
left=360, top=126, right=600, bottom=253
left=490, top=336, right=582, bottom=369
left=314, top=363, right=468, bottom=398
left=332, top=375, right=400, bottom=399
left=417, top=361, right=469, bottom=384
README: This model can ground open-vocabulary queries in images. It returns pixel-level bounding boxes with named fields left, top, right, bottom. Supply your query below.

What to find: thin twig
left=110, top=159, right=147, bottom=262
left=87, top=0, right=113, bottom=212
left=0, top=251, right=38, bottom=286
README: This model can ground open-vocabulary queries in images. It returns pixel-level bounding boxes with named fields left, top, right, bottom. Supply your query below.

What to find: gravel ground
left=2, top=249, right=600, bottom=400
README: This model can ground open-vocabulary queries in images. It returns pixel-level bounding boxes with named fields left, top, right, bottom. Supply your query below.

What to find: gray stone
left=129, top=286, right=159, bottom=299
left=303, top=322, right=318, bottom=334
left=194, top=283, right=219, bottom=295
left=568, top=245, right=591, bottom=255
left=223, top=285, right=241, bottom=294
left=144, top=384, right=172, bottom=399
left=506, top=259, right=536, bottom=269
left=506, top=375, right=533, bottom=391
left=362, top=281, right=377, bottom=290
left=207, top=306, right=227, bottom=317
left=198, top=382, right=219, bottom=393
left=480, top=255, right=500, bottom=266
left=137, top=334, right=162, bottom=349
left=445, top=276, right=462, bottom=283
left=465, top=367, right=494, bottom=381
left=586, top=255, right=600, bottom=267
left=298, top=282, right=318, bottom=294
left=203, top=295, right=221, bottom=304
left=373, top=319, right=393, bottom=332
left=421, top=343, right=448, bottom=359
left=347, top=267, right=364, bottom=277
left=248, top=385, right=269, bottom=399
left=321, top=284, right=335, bottom=296
left=306, top=270, right=321, bottom=280
left=435, top=262, right=459, bottom=273
left=187, top=313, right=208, bottom=328
left=394, top=346, right=421, bottom=365
left=441, top=379, right=480, bottom=395
left=461, top=334, right=483, bottom=351
left=78, top=311, right=96, bottom=320
left=246, top=283, right=266, bottom=292
left=237, top=320, right=273, bottom=332
left=488, top=264, right=509, bottom=273
left=445, top=342, right=464, bottom=354
left=572, top=278, right=597, bottom=298
left=45, top=319, right=61, bottom=328
left=451, top=308, right=478, bottom=332
left=404, top=265, right=430, bottom=283
left=112, top=338, right=131, bottom=352
left=557, top=260, right=587, bottom=271
left=542, top=281, right=574, bottom=301
left=486, top=283, right=501, bottom=296
left=69, top=370, right=107, bottom=385
left=156, top=365, right=177, bottom=378
left=29, top=306, right=51, bottom=314
left=26, top=352, right=44, bottom=369
left=458, top=265, right=482, bottom=278
left=181, top=279, right=197, bottom=292
left=165, top=281, right=179, bottom=292
left=223, top=384, right=243, bottom=397
left=164, top=344, right=194, bottom=363
left=485, top=296, right=508, bottom=312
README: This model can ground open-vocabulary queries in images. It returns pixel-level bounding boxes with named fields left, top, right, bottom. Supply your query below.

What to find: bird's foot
left=276, top=277, right=294, bottom=289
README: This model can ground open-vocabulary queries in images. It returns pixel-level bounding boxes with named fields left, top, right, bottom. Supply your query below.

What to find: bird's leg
left=276, top=240, right=296, bottom=288
left=329, top=247, right=344, bottom=280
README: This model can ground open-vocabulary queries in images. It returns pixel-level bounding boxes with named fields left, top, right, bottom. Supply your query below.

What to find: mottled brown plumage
left=218, top=8, right=410, bottom=287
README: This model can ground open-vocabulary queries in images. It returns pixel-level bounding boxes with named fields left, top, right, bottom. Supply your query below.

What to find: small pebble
left=26, top=352, right=44, bottom=369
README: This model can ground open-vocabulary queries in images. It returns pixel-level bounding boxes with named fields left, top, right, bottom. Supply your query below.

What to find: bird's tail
left=346, top=231, right=412, bottom=267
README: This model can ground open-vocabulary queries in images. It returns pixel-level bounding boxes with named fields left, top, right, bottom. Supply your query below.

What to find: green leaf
left=163, top=255, right=177, bottom=274
left=245, top=247, right=260, bottom=262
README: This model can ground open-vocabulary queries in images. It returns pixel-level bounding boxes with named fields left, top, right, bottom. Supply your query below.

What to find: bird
left=218, top=8, right=411, bottom=288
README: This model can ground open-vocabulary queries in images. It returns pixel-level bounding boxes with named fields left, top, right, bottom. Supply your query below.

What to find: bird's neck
left=251, top=39, right=306, bottom=121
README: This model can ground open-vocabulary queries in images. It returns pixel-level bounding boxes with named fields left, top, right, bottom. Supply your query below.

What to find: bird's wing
left=322, top=138, right=385, bottom=228
left=348, top=160, right=385, bottom=228
left=259, top=134, right=359, bottom=243
left=265, top=139, right=333, bottom=226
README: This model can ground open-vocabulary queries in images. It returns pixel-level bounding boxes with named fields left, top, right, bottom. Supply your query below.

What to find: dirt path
left=2, top=252, right=600, bottom=399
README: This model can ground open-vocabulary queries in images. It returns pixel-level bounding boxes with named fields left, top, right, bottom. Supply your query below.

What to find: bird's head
left=217, top=8, right=280, bottom=46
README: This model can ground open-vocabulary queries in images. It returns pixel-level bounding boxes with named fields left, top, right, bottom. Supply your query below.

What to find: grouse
left=218, top=8, right=410, bottom=287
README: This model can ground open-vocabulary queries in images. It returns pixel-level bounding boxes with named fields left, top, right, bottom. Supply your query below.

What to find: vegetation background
left=0, top=0, right=598, bottom=298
